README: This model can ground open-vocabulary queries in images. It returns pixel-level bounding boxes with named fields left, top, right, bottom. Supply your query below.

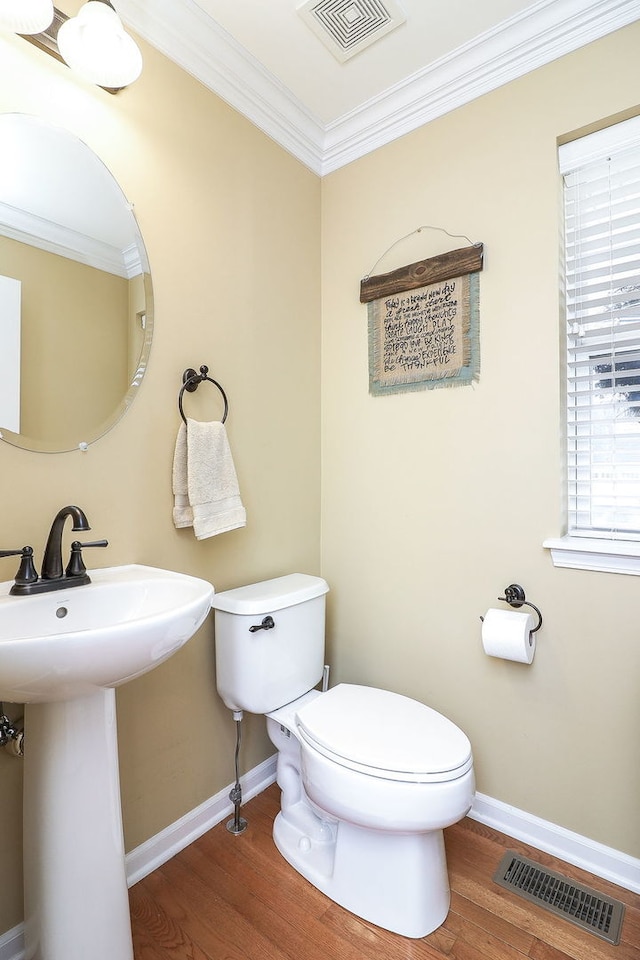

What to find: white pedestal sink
left=0, top=564, right=215, bottom=960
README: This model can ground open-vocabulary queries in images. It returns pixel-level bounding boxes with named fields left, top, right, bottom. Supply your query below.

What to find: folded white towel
left=172, top=419, right=246, bottom=539
left=172, top=423, right=192, bottom=528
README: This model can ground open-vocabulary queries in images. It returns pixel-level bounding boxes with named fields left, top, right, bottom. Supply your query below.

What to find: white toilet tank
left=212, top=574, right=329, bottom=713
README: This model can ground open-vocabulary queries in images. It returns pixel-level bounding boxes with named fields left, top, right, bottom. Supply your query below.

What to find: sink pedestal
left=23, top=689, right=133, bottom=960
left=0, top=563, right=215, bottom=959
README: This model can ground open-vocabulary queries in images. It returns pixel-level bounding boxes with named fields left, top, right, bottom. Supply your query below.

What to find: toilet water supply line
left=227, top=710, right=248, bottom=835
left=225, top=665, right=330, bottom=835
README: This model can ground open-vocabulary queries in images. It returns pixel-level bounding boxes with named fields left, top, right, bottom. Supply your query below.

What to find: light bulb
left=0, top=0, right=54, bottom=34
left=57, top=1, right=142, bottom=88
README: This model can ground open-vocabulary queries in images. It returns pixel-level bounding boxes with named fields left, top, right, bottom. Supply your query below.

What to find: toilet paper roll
left=481, top=608, right=536, bottom=664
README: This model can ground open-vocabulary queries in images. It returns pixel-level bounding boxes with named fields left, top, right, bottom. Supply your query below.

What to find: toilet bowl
left=212, top=574, right=475, bottom=938
left=295, top=683, right=474, bottom=830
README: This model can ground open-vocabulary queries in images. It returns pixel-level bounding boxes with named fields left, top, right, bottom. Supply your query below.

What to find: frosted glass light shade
left=57, top=1, right=142, bottom=88
left=0, top=0, right=54, bottom=34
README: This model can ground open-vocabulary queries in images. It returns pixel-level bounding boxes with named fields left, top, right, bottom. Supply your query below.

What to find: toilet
left=212, top=573, right=475, bottom=939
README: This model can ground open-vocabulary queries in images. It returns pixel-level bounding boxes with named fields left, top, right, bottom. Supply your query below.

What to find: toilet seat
left=296, top=683, right=472, bottom=784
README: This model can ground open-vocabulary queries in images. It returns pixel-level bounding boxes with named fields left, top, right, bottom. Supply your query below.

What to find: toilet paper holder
left=497, top=584, right=543, bottom=633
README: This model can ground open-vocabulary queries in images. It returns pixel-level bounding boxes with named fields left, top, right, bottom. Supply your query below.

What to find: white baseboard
left=0, top=925, right=22, bottom=960
left=125, top=753, right=278, bottom=885
left=2, top=763, right=638, bottom=959
left=469, top=791, right=640, bottom=895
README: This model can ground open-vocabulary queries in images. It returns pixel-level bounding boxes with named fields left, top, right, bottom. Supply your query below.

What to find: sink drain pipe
left=226, top=710, right=248, bottom=835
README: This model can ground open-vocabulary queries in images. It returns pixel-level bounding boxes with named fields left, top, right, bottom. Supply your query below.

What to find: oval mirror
left=0, top=114, right=153, bottom=453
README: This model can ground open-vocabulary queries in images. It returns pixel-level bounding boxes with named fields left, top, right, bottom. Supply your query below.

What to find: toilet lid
left=296, top=684, right=472, bottom=783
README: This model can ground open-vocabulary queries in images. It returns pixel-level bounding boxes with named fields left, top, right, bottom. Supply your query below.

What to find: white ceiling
left=118, top=0, right=640, bottom=174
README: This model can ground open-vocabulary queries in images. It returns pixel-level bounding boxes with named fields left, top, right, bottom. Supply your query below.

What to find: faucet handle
left=1, top=546, right=38, bottom=585
left=66, top=540, right=109, bottom=578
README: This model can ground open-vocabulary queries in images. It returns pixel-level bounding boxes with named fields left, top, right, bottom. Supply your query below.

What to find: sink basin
left=0, top=563, right=215, bottom=702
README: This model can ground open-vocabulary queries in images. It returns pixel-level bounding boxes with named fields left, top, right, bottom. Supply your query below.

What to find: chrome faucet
left=1, top=505, right=108, bottom=596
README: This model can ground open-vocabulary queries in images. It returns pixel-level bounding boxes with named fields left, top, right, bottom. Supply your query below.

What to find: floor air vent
left=494, top=851, right=625, bottom=945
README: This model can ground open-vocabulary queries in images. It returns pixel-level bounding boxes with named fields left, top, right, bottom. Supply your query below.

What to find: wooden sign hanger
left=360, top=225, right=483, bottom=303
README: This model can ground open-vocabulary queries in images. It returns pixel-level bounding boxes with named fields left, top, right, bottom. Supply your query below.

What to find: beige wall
left=0, top=20, right=321, bottom=935
left=321, top=24, right=640, bottom=861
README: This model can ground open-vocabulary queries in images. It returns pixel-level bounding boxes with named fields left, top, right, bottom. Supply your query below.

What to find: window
left=560, top=117, right=640, bottom=542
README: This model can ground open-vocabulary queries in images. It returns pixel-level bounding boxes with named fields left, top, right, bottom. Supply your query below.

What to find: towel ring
left=178, top=365, right=229, bottom=425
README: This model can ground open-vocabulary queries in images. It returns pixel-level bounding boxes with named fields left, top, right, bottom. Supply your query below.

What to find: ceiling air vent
left=297, top=0, right=406, bottom=63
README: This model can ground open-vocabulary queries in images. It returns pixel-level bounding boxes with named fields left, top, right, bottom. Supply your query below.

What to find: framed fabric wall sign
left=360, top=242, right=484, bottom=397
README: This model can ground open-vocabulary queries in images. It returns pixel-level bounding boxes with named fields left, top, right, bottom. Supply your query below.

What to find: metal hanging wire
left=363, top=224, right=481, bottom=280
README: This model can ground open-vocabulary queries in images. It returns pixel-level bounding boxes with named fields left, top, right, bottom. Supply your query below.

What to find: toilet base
left=272, top=802, right=450, bottom=939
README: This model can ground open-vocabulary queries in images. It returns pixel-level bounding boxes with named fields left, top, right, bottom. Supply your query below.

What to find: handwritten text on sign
left=369, top=274, right=471, bottom=391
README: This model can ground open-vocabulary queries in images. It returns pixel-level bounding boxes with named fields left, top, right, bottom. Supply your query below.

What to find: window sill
left=543, top=537, right=640, bottom=575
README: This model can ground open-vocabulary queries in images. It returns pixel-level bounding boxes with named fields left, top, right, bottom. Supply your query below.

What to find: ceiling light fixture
left=0, top=0, right=54, bottom=34
left=15, top=0, right=142, bottom=91
left=57, top=0, right=142, bottom=89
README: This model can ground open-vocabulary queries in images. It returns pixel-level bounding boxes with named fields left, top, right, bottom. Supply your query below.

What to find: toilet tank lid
left=211, top=573, right=329, bottom=615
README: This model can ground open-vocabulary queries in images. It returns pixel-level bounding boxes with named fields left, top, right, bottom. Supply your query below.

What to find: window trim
left=559, top=117, right=640, bottom=175
left=543, top=536, right=640, bottom=575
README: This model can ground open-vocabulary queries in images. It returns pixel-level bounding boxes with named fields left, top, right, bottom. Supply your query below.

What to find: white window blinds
left=560, top=117, right=640, bottom=539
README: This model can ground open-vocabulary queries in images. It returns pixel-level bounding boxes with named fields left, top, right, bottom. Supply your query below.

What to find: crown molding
left=118, top=0, right=326, bottom=172
left=118, top=0, right=640, bottom=176
left=321, top=0, right=640, bottom=173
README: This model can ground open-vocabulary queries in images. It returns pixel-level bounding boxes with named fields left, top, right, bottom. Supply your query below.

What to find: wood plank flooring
left=129, top=785, right=640, bottom=960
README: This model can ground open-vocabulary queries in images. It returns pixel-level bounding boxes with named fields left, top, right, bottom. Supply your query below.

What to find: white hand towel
left=172, top=423, right=193, bottom=528
left=172, top=419, right=246, bottom=539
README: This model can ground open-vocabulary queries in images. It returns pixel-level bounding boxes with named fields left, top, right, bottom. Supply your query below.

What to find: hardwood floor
left=129, top=785, right=640, bottom=960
